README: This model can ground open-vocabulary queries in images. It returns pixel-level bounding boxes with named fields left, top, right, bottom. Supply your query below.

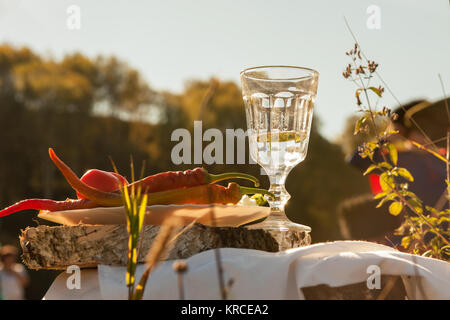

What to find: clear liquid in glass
left=249, top=131, right=308, bottom=174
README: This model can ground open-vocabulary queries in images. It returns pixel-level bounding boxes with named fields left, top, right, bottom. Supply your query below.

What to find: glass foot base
left=246, top=217, right=311, bottom=251
left=247, top=218, right=311, bottom=232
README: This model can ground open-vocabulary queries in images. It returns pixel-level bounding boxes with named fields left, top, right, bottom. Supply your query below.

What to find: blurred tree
left=0, top=45, right=160, bottom=299
left=181, top=78, right=245, bottom=129
left=94, top=56, right=155, bottom=115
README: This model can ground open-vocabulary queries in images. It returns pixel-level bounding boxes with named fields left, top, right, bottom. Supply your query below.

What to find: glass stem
left=267, top=172, right=290, bottom=219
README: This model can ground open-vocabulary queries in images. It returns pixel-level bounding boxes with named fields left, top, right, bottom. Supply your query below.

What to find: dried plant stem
left=350, top=58, right=379, bottom=137
left=376, top=276, right=398, bottom=300
left=133, top=220, right=178, bottom=300
left=210, top=210, right=227, bottom=299
left=198, top=78, right=219, bottom=118
left=206, top=186, right=228, bottom=300
left=411, top=141, right=450, bottom=165
left=384, top=236, right=399, bottom=250
left=414, top=136, right=447, bottom=147
left=438, top=74, right=450, bottom=124
left=177, top=273, right=185, bottom=300
left=343, top=16, right=438, bottom=151
left=379, top=76, right=435, bottom=149
left=438, top=73, right=450, bottom=208
left=197, top=76, right=229, bottom=299
left=200, top=84, right=228, bottom=300
left=173, top=260, right=188, bottom=300
left=447, top=131, right=449, bottom=208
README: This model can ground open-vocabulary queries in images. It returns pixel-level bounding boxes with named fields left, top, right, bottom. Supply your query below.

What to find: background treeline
left=0, top=45, right=368, bottom=298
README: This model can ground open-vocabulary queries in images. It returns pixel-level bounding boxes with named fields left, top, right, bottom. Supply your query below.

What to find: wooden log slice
left=20, top=223, right=284, bottom=270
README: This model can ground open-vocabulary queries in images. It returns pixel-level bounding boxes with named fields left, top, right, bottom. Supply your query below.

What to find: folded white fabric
left=44, top=241, right=450, bottom=300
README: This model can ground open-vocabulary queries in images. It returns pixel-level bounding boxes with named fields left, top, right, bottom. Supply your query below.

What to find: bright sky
left=0, top=0, right=449, bottom=140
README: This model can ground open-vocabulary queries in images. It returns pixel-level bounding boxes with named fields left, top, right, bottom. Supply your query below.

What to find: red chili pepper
left=144, top=182, right=273, bottom=206
left=49, top=148, right=123, bottom=206
left=122, top=168, right=259, bottom=194
left=0, top=198, right=97, bottom=218
left=48, top=148, right=260, bottom=205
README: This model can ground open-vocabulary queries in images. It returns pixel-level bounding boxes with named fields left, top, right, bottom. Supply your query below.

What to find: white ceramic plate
left=38, top=204, right=270, bottom=227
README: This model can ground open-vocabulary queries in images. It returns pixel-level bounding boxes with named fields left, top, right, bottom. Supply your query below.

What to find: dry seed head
left=173, top=260, right=188, bottom=273
left=345, top=64, right=352, bottom=76
left=357, top=66, right=365, bottom=74
left=342, top=64, right=353, bottom=79
left=356, top=94, right=362, bottom=106
left=368, top=60, right=379, bottom=73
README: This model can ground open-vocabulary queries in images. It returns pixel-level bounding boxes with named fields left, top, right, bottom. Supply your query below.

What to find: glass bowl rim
left=240, top=65, right=319, bottom=81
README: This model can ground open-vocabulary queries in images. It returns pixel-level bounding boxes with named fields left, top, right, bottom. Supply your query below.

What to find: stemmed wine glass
left=240, top=66, right=319, bottom=234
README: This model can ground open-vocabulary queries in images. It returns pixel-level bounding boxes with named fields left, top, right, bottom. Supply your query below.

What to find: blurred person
left=0, top=245, right=29, bottom=300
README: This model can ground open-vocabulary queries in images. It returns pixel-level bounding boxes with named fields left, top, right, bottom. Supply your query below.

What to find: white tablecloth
left=44, top=241, right=450, bottom=300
